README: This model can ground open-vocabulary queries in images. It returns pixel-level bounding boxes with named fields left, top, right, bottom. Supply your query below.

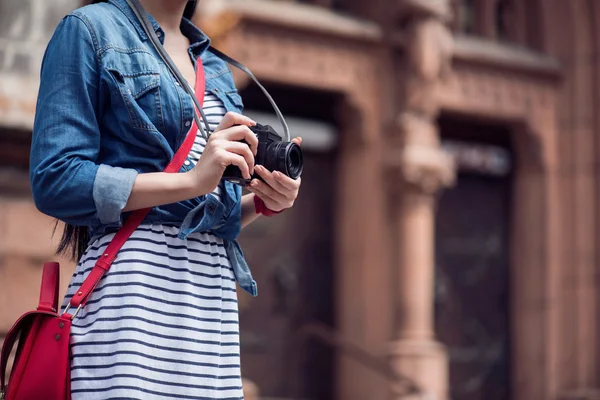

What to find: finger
left=249, top=178, right=288, bottom=204
left=218, top=150, right=251, bottom=180
left=291, top=137, right=302, bottom=146
left=220, top=126, right=259, bottom=156
left=224, top=141, right=255, bottom=174
left=273, top=171, right=301, bottom=191
left=254, top=166, right=291, bottom=197
left=246, top=186, right=274, bottom=203
left=215, top=111, right=256, bottom=132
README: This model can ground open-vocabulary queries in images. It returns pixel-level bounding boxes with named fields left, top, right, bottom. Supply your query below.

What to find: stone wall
left=0, top=0, right=80, bottom=350
left=0, top=0, right=81, bottom=130
left=0, top=199, right=74, bottom=333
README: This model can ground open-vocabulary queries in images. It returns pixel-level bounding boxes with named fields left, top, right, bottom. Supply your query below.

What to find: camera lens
left=267, top=141, right=303, bottom=179
left=285, top=144, right=303, bottom=179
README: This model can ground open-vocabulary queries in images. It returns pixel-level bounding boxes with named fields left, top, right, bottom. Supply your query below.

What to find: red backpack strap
left=37, top=262, right=60, bottom=313
left=68, top=60, right=206, bottom=312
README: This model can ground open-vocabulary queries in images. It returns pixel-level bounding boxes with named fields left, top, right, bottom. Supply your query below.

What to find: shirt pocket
left=106, top=68, right=165, bottom=132
left=103, top=50, right=166, bottom=133
left=210, top=88, right=243, bottom=113
left=225, top=90, right=244, bottom=112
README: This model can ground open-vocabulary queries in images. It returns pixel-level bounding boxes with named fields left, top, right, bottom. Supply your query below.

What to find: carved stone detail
left=388, top=113, right=455, bottom=195
left=439, top=64, right=558, bottom=121
left=438, top=63, right=559, bottom=171
left=388, top=0, right=456, bottom=194
left=404, top=19, right=453, bottom=119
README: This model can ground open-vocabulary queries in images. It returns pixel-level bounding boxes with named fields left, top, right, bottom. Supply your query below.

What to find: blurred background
left=0, top=0, right=599, bottom=399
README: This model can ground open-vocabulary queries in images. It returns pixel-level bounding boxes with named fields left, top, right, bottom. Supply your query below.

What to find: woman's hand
left=247, top=137, right=303, bottom=212
left=188, top=112, right=259, bottom=196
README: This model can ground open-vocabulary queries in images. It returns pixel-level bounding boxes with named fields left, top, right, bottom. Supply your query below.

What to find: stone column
left=387, top=117, right=454, bottom=400
left=387, top=1, right=455, bottom=399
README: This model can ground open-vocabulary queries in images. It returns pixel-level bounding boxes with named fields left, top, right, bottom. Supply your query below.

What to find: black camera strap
left=208, top=47, right=290, bottom=141
left=126, top=0, right=210, bottom=139
left=125, top=0, right=290, bottom=141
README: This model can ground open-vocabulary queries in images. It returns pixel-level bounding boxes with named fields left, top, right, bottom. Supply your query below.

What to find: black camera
left=223, top=123, right=303, bottom=186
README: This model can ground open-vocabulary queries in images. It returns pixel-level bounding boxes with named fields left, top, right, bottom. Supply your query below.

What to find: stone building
left=1, top=0, right=599, bottom=399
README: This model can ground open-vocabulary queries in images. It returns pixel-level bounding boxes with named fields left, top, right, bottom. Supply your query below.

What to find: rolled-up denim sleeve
left=30, top=14, right=137, bottom=227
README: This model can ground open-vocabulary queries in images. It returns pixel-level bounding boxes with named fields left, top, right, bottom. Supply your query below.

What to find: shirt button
left=185, top=121, right=191, bottom=127
left=184, top=160, right=191, bottom=166
left=156, top=31, right=162, bottom=37
left=175, top=81, right=180, bottom=86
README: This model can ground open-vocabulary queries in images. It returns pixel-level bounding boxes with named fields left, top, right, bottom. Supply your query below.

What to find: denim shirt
left=29, top=0, right=258, bottom=296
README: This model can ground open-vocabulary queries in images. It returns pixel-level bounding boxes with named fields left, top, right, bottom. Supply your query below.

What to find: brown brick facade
left=2, top=1, right=600, bottom=399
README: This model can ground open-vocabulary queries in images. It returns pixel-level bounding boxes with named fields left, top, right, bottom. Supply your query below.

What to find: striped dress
left=63, top=93, right=245, bottom=400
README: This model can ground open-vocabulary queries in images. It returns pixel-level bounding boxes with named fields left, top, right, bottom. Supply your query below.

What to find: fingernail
left=274, top=172, right=281, bottom=178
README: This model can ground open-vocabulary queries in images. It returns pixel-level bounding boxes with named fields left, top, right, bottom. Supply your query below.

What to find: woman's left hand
left=247, top=137, right=303, bottom=213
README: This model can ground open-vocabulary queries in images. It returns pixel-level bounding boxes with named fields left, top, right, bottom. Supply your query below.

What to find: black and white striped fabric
left=64, top=92, right=244, bottom=400
left=186, top=92, right=227, bottom=200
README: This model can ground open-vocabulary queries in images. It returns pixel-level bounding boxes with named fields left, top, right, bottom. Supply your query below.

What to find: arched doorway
left=237, top=83, right=341, bottom=400
left=435, top=115, right=514, bottom=400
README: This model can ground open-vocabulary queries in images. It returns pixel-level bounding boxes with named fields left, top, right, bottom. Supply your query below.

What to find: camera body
left=223, top=124, right=303, bottom=186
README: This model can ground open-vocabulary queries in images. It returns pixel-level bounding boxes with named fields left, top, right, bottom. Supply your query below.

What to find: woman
left=30, top=0, right=302, bottom=398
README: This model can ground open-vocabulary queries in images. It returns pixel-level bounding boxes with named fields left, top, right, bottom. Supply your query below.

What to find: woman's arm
left=122, top=171, right=200, bottom=212
left=124, top=112, right=259, bottom=214
left=123, top=119, right=259, bottom=212
left=32, top=17, right=258, bottom=224
left=31, top=14, right=138, bottom=227
left=241, top=193, right=261, bottom=228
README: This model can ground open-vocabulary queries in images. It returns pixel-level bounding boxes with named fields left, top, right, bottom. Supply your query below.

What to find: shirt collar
left=108, top=0, right=210, bottom=58
left=180, top=17, right=211, bottom=59
left=109, top=0, right=160, bottom=40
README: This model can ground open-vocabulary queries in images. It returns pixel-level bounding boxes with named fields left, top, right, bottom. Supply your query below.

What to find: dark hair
left=55, top=222, right=90, bottom=261
left=184, top=1, right=198, bottom=20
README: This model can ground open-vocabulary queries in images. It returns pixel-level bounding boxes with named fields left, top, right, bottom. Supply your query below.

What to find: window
left=495, top=0, right=523, bottom=43
left=453, top=0, right=524, bottom=45
left=458, top=0, right=476, bottom=35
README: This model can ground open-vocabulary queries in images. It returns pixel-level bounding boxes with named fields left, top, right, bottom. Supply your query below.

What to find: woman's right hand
left=188, top=112, right=259, bottom=196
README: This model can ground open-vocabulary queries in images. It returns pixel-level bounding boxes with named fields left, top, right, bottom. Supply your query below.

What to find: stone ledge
left=560, top=390, right=600, bottom=400
left=199, top=0, right=382, bottom=42
left=453, top=35, right=562, bottom=78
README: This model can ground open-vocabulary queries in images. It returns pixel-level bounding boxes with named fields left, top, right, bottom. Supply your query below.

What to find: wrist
left=254, top=194, right=283, bottom=216
left=180, top=170, right=208, bottom=198
left=241, top=193, right=262, bottom=229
